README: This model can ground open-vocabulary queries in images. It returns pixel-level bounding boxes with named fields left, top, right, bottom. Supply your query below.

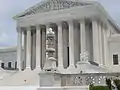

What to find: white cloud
left=0, top=0, right=40, bottom=46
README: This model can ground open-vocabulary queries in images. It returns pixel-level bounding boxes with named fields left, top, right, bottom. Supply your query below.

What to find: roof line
left=94, top=2, right=120, bottom=32
left=13, top=0, right=48, bottom=19
left=13, top=0, right=95, bottom=19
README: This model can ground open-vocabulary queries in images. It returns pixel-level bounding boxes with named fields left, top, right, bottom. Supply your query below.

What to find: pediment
left=15, top=0, right=93, bottom=18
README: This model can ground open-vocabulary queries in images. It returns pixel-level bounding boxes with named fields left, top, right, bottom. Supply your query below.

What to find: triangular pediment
left=15, top=0, right=93, bottom=18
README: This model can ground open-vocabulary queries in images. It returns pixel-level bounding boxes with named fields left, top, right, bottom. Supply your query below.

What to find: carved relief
left=19, top=0, right=89, bottom=17
left=69, top=74, right=108, bottom=86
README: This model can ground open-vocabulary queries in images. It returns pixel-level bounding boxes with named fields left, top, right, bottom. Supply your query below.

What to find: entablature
left=14, top=0, right=93, bottom=19
left=17, top=5, right=100, bottom=27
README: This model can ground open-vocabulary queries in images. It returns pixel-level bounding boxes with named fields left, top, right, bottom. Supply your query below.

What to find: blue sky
left=0, top=0, right=120, bottom=46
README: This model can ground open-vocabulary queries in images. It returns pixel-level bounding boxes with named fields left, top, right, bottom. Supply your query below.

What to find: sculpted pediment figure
left=15, top=0, right=91, bottom=18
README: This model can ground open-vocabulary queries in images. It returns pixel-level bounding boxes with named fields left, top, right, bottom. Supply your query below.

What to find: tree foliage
left=113, top=79, right=120, bottom=90
left=106, top=78, right=112, bottom=90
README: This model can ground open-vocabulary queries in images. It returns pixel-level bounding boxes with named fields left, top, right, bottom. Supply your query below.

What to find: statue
left=76, top=51, right=90, bottom=73
left=47, top=28, right=55, bottom=35
left=76, top=51, right=90, bottom=67
left=79, top=51, right=89, bottom=64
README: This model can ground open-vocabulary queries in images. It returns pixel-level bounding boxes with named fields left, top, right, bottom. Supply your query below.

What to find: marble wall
left=0, top=47, right=24, bottom=69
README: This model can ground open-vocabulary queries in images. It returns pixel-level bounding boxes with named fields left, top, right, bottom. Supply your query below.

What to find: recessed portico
left=15, top=0, right=111, bottom=73
left=0, top=0, right=120, bottom=87
left=16, top=19, right=106, bottom=72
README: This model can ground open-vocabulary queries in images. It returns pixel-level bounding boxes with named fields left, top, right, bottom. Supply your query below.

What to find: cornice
left=13, top=0, right=93, bottom=19
left=14, top=0, right=120, bottom=33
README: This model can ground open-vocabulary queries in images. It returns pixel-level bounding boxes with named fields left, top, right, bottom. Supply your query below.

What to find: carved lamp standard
left=43, top=28, right=57, bottom=72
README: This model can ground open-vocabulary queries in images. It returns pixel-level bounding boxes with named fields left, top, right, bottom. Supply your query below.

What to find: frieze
left=18, top=0, right=90, bottom=18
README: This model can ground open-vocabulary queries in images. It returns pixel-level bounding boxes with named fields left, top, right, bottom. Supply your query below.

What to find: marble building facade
left=14, top=0, right=120, bottom=73
left=0, top=0, right=120, bottom=88
left=0, top=0, right=119, bottom=73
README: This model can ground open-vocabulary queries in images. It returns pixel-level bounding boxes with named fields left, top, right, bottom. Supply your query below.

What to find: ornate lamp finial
left=43, top=28, right=57, bottom=72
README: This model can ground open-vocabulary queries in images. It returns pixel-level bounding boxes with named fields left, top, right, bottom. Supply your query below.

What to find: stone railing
left=39, top=72, right=120, bottom=87
left=61, top=73, right=120, bottom=86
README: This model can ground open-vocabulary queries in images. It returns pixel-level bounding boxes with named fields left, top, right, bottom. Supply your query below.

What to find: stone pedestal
left=66, top=65, right=77, bottom=74
left=37, top=86, right=89, bottom=90
left=39, top=72, right=62, bottom=87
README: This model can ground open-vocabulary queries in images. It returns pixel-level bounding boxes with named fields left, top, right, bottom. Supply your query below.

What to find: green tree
left=106, top=78, right=112, bottom=90
left=114, top=79, right=120, bottom=90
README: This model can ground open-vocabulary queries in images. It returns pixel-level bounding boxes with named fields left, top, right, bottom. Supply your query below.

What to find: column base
left=34, top=67, right=41, bottom=73
left=18, top=68, right=22, bottom=72
left=99, top=64, right=104, bottom=67
left=66, top=65, right=77, bottom=74
left=57, top=66, right=65, bottom=73
left=24, top=67, right=31, bottom=71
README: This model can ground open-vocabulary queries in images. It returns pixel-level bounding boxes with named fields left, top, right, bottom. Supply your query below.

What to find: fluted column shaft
left=68, top=21, right=75, bottom=67
left=31, top=30, right=36, bottom=70
left=24, top=31, right=27, bottom=69
left=98, top=23, right=103, bottom=65
left=36, top=25, right=41, bottom=70
left=80, top=20, right=86, bottom=53
left=26, top=27, right=31, bottom=69
left=41, top=28, right=46, bottom=69
left=92, top=20, right=99, bottom=63
left=103, top=26, right=109, bottom=65
left=17, top=28, right=22, bottom=71
left=57, top=22, right=64, bottom=68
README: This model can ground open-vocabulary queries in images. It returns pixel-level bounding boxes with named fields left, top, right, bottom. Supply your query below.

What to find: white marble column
left=102, top=25, right=109, bottom=66
left=23, top=31, right=27, bottom=69
left=68, top=21, right=75, bottom=68
left=98, top=23, right=103, bottom=65
left=80, top=20, right=86, bottom=53
left=41, top=28, right=46, bottom=69
left=31, top=30, right=36, bottom=70
left=17, top=27, right=22, bottom=71
left=26, top=27, right=31, bottom=70
left=57, top=22, right=64, bottom=68
left=92, top=20, right=100, bottom=63
left=74, top=22, right=80, bottom=66
left=63, top=27, right=69, bottom=68
left=35, top=25, right=41, bottom=70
